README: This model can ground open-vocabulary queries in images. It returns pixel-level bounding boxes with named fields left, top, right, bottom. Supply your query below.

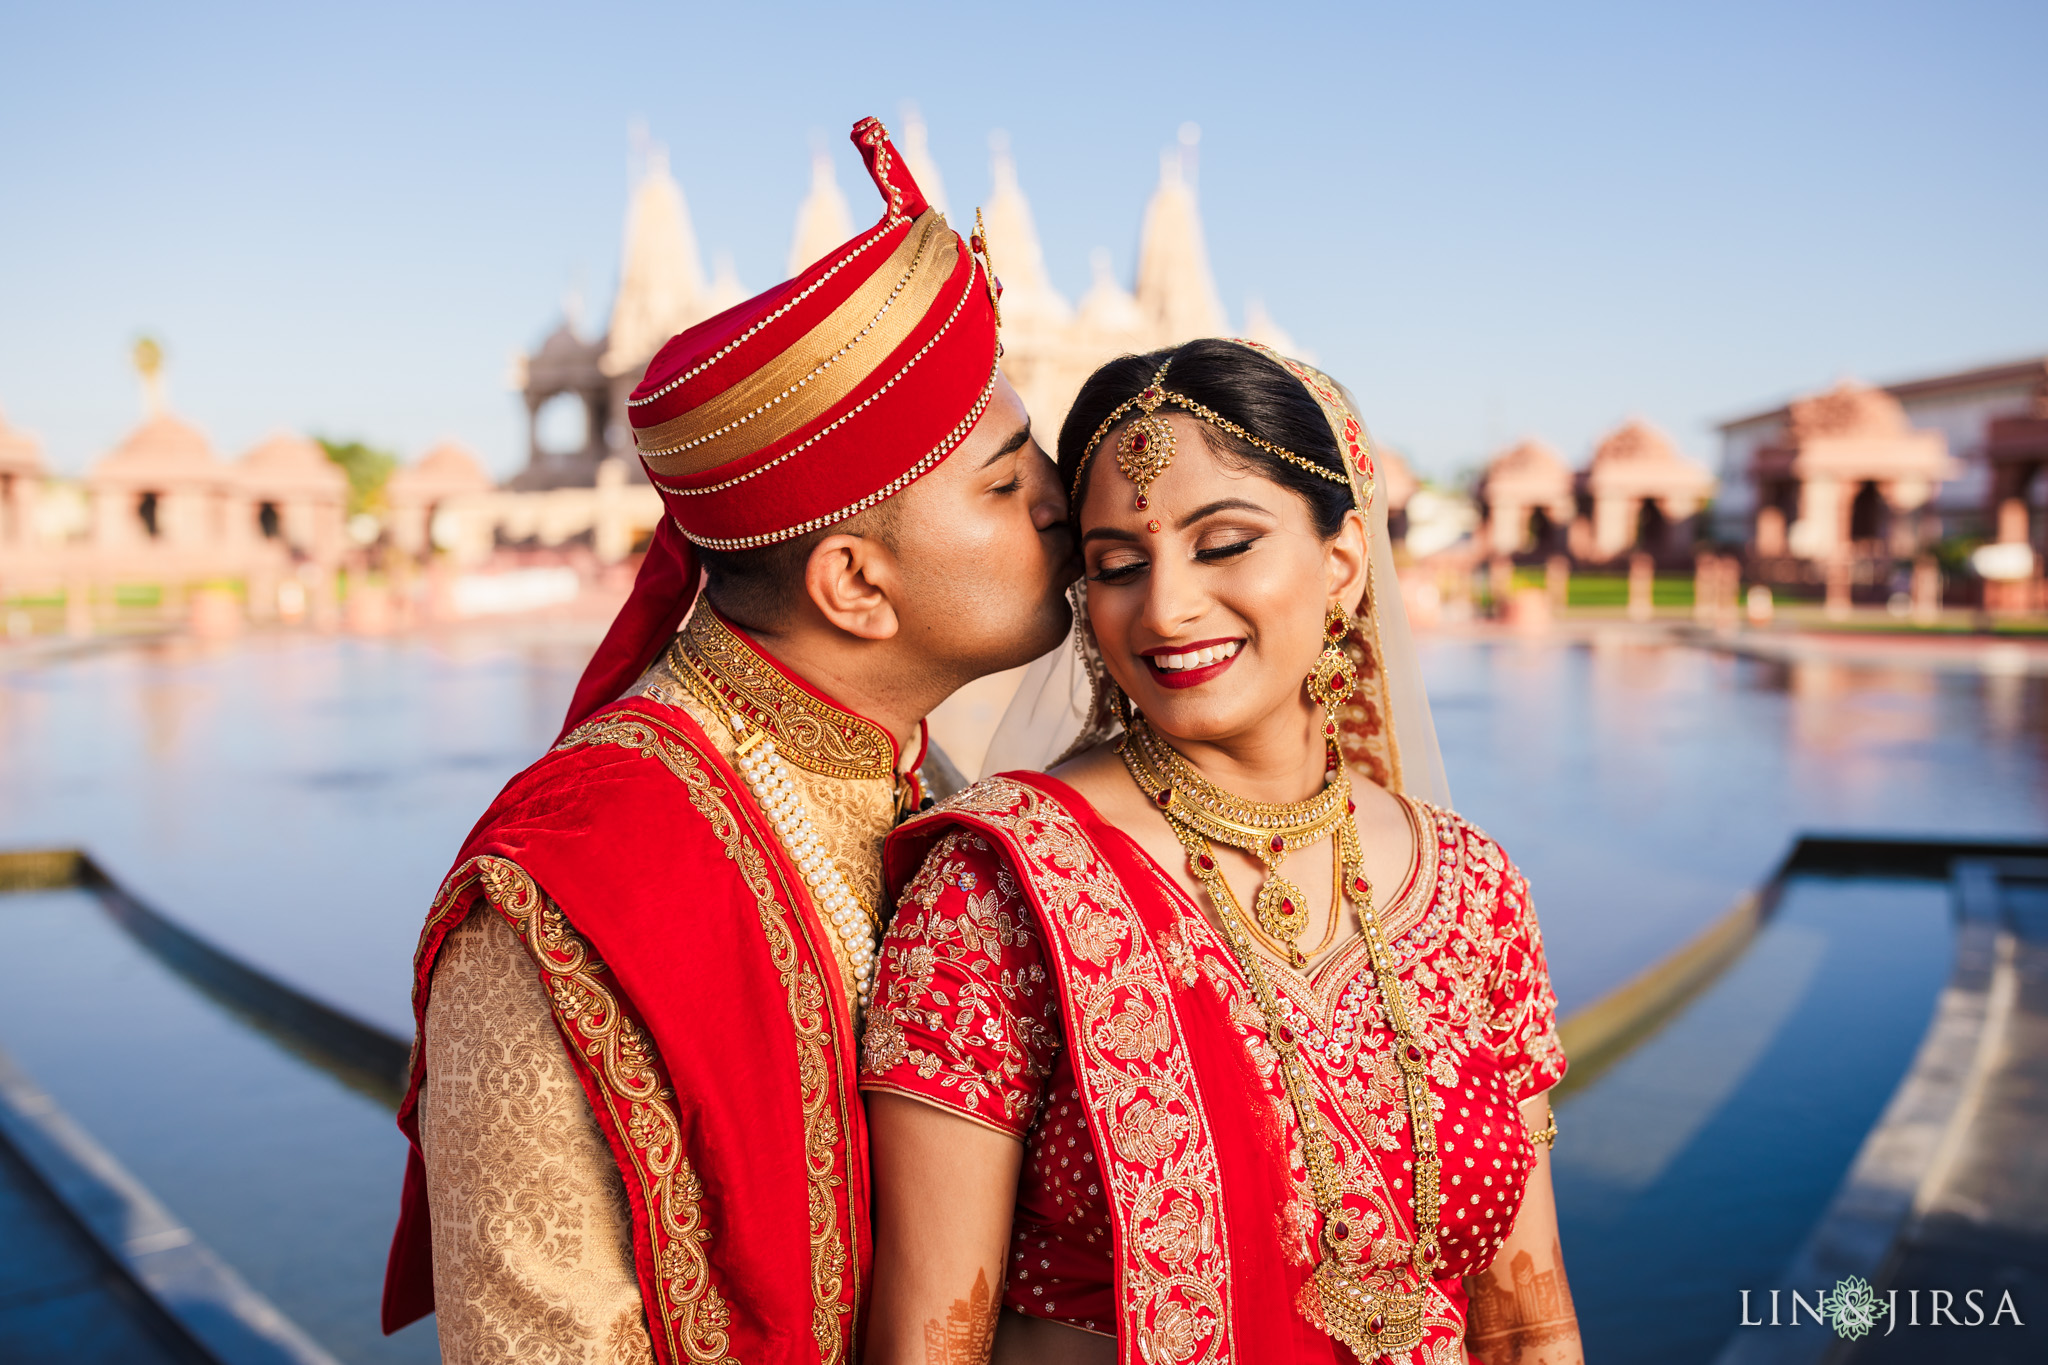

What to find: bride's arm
left=865, top=1093, right=1023, bottom=1365
left=1462, top=1093, right=1584, bottom=1365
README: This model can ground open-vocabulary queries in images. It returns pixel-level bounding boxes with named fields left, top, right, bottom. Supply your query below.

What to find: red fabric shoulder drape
left=386, top=697, right=869, bottom=1365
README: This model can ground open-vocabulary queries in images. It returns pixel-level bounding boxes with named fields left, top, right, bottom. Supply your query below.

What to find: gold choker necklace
left=1122, top=715, right=1353, bottom=959
left=1120, top=714, right=1444, bottom=1360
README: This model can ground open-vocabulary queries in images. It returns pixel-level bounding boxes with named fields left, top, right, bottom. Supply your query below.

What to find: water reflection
left=0, top=628, right=2042, bottom=1030
left=1425, top=634, right=2048, bottom=1009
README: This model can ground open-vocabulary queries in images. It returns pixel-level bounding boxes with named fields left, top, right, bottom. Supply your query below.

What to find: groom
left=381, top=117, right=1075, bottom=1365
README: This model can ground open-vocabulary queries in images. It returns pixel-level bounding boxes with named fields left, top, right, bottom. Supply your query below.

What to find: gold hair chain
left=1069, top=356, right=1350, bottom=532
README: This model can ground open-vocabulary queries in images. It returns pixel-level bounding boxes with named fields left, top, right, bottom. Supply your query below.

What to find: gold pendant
left=1311, top=1260, right=1428, bottom=1360
left=1253, top=873, right=1310, bottom=947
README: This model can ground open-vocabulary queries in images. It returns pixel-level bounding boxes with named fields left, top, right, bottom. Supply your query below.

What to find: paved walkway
left=1846, top=860, right=2048, bottom=1362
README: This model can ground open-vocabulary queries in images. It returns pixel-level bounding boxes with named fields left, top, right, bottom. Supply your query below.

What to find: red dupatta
left=384, top=695, right=870, bottom=1365
left=885, top=772, right=1346, bottom=1365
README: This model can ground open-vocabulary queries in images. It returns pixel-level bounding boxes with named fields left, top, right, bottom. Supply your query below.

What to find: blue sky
left=2, top=1, right=2042, bottom=482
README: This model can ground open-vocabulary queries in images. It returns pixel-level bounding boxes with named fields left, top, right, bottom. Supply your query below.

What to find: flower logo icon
left=1821, top=1276, right=1884, bottom=1340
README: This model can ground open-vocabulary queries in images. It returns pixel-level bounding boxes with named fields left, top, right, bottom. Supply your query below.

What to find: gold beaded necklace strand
left=1119, top=725, right=1444, bottom=1360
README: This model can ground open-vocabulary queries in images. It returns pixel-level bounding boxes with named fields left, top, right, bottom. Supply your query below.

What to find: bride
left=859, top=339, right=1581, bottom=1365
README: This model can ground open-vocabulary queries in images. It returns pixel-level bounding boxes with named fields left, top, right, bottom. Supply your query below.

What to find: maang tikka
left=1115, top=360, right=1178, bottom=522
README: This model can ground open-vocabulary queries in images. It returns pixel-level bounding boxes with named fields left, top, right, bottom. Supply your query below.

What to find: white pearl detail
left=731, top=729, right=879, bottom=1005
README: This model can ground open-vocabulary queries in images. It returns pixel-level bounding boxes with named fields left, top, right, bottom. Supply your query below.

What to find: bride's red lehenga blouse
left=860, top=773, right=1567, bottom=1363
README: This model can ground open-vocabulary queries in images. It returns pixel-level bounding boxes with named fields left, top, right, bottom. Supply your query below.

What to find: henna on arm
left=924, top=1268, right=1001, bottom=1365
left=1464, top=1096, right=1584, bottom=1365
left=864, top=1093, right=1022, bottom=1365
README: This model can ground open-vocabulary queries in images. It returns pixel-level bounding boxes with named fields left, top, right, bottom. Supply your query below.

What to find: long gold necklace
left=1124, top=716, right=1350, bottom=959
left=1120, top=721, right=1444, bottom=1360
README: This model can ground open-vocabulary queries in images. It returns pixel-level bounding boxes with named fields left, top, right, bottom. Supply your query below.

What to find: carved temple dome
left=93, top=412, right=224, bottom=485
left=237, top=433, right=348, bottom=498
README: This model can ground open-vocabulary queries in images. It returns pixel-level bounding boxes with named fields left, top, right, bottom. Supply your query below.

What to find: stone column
left=1755, top=505, right=1787, bottom=558
left=1997, top=497, right=2031, bottom=546
left=1825, top=556, right=1852, bottom=620
left=1910, top=555, right=1941, bottom=624
left=1627, top=552, right=1654, bottom=621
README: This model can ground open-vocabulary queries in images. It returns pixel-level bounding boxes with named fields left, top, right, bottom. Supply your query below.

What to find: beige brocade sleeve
left=418, top=910, right=656, bottom=1365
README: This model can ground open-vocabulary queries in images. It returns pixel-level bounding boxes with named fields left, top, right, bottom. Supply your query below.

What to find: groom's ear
left=802, top=522, right=904, bottom=642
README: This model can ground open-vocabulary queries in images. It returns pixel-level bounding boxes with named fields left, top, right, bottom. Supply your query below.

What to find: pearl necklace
left=730, top=716, right=882, bottom=1009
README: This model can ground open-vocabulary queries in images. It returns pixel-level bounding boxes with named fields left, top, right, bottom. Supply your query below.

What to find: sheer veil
left=978, top=341, right=1452, bottom=809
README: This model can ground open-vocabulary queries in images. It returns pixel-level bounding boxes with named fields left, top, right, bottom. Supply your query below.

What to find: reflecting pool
left=1, top=624, right=2045, bottom=1364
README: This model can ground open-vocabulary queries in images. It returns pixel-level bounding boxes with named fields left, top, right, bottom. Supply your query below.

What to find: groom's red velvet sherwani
left=382, top=115, right=1000, bottom=1365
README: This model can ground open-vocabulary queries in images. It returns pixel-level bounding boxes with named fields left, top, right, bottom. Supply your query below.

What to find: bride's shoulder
left=1048, top=741, right=1156, bottom=827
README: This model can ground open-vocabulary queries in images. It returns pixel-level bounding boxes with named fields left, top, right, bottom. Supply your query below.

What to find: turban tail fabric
left=562, top=117, right=1002, bottom=737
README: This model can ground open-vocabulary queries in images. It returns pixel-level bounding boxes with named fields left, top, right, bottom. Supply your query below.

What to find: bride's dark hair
left=1056, top=338, right=1352, bottom=538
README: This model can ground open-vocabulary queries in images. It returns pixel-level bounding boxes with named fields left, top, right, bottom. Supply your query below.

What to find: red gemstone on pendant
left=1156, top=788, right=1173, bottom=808
left=1354, top=876, right=1369, bottom=894
left=1328, top=618, right=1348, bottom=639
left=1332, top=673, right=1350, bottom=692
left=1131, top=431, right=1149, bottom=452
left=1270, top=835, right=1286, bottom=853
left=1405, top=1043, right=1425, bottom=1063
left=1281, top=899, right=1296, bottom=916
left=1141, top=387, right=1159, bottom=403
left=1135, top=494, right=1148, bottom=509
left=1276, top=1024, right=1295, bottom=1045
left=1197, top=853, right=1215, bottom=870
left=1347, top=798, right=1357, bottom=813
left=1367, top=1313, right=1387, bottom=1336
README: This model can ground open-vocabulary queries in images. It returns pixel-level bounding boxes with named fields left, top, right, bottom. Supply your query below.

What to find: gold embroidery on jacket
left=455, top=854, right=738, bottom=1365
left=557, top=710, right=858, bottom=1365
left=670, top=609, right=895, bottom=780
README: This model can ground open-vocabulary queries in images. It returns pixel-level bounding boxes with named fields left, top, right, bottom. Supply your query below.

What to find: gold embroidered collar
left=672, top=608, right=899, bottom=782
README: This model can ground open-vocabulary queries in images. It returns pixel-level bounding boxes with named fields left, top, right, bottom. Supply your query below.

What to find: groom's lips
left=1141, top=637, right=1243, bottom=691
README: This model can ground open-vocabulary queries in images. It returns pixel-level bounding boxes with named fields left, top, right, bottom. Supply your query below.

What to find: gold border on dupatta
left=557, top=708, right=861, bottom=1365
left=436, top=853, right=740, bottom=1365
left=914, top=778, right=1237, bottom=1365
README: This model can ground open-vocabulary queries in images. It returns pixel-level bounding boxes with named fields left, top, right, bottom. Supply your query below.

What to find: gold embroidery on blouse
left=556, top=711, right=858, bottom=1365
left=465, top=854, right=738, bottom=1365
left=672, top=608, right=896, bottom=781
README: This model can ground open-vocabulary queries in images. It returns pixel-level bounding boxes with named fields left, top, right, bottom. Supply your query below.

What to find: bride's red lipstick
left=1140, top=638, right=1244, bottom=690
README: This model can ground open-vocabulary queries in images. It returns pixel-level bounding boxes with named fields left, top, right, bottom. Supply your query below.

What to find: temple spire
left=1134, top=124, right=1226, bottom=342
left=788, top=147, right=853, bottom=277
left=601, top=140, right=708, bottom=378
left=982, top=132, right=1070, bottom=327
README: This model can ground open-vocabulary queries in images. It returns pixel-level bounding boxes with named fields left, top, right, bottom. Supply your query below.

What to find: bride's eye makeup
left=1088, top=554, right=1148, bottom=585
left=1195, top=535, right=1259, bottom=563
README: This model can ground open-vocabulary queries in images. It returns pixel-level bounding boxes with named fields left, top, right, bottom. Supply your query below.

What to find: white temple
left=513, top=119, right=1294, bottom=485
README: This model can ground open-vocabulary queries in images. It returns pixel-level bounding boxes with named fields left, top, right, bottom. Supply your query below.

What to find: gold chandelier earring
left=1307, top=601, right=1357, bottom=744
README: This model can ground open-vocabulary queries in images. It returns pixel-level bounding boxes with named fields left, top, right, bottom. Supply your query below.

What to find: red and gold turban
left=562, top=117, right=1001, bottom=734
